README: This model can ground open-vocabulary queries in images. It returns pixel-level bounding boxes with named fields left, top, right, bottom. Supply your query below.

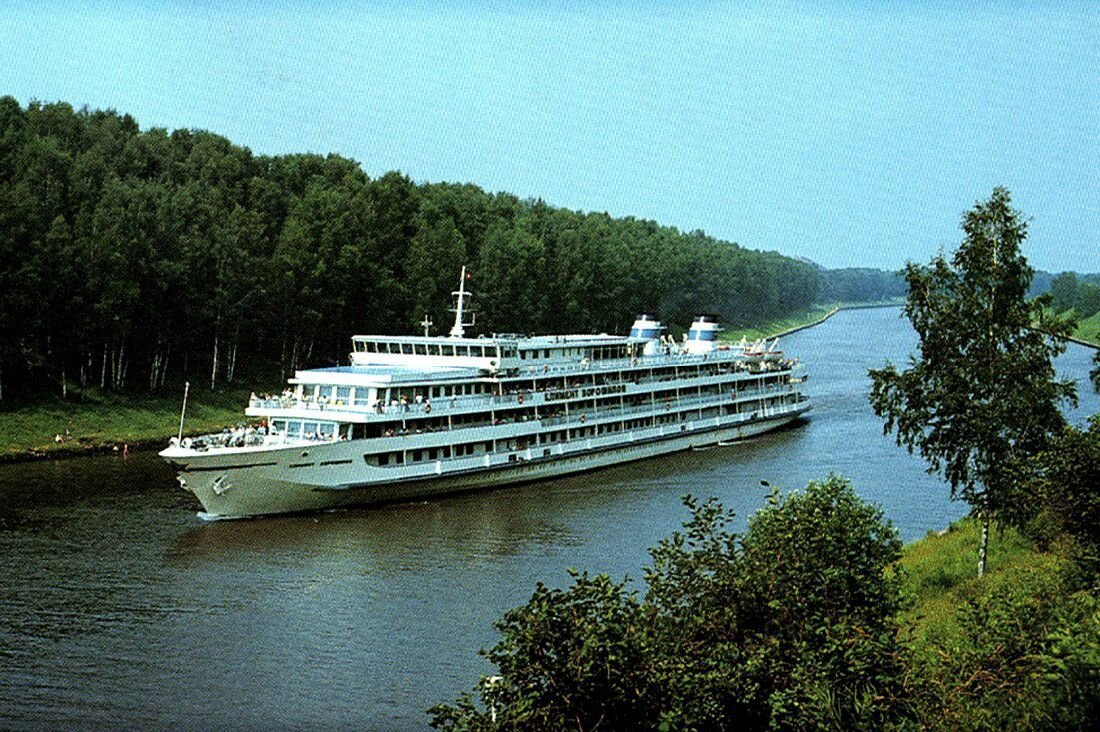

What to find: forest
left=0, top=97, right=833, bottom=401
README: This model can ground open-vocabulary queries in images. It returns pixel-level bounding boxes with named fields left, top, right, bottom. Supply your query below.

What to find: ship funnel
left=684, top=315, right=722, bottom=355
left=628, top=314, right=665, bottom=356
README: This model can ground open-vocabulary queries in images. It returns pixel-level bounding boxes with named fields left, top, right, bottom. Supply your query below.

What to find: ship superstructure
left=160, top=272, right=810, bottom=518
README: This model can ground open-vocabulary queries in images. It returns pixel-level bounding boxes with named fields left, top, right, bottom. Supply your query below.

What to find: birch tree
left=869, top=187, right=1076, bottom=576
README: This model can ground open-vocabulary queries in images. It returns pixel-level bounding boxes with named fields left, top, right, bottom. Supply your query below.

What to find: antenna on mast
left=449, top=266, right=474, bottom=337
left=420, top=314, right=434, bottom=337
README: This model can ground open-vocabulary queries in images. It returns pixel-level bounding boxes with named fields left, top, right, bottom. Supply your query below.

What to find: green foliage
left=1077, top=283, right=1100, bottom=319
left=820, top=267, right=907, bottom=303
left=1011, top=416, right=1100, bottom=576
left=907, top=566, right=1099, bottom=731
left=0, top=96, right=825, bottom=400
left=1050, top=270, right=1100, bottom=321
left=432, top=477, right=913, bottom=730
left=429, top=572, right=655, bottom=731
left=1092, top=345, right=1100, bottom=391
left=1049, top=271, right=1079, bottom=312
left=869, top=188, right=1077, bottom=573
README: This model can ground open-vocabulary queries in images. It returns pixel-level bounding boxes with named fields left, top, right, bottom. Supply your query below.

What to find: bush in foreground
left=429, top=477, right=911, bottom=730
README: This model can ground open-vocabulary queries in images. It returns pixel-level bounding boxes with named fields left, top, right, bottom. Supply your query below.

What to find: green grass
left=722, top=304, right=837, bottom=342
left=722, top=299, right=903, bottom=343
left=1073, top=309, right=1100, bottom=344
left=0, top=386, right=253, bottom=457
left=897, top=518, right=1069, bottom=643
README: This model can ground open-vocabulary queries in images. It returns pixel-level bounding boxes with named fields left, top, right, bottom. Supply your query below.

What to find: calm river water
left=1, top=306, right=1097, bottom=729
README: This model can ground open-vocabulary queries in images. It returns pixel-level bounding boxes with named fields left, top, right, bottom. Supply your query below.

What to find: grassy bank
left=0, top=387, right=254, bottom=460
left=722, top=299, right=903, bottom=342
left=898, top=518, right=1067, bottom=642
left=3, top=301, right=904, bottom=461
left=1073, top=310, right=1100, bottom=345
left=722, top=304, right=837, bottom=342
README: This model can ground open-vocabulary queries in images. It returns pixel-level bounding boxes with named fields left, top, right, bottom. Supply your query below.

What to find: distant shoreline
left=768, top=302, right=903, bottom=339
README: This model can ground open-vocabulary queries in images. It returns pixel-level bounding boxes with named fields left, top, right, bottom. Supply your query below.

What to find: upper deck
left=350, top=332, right=644, bottom=374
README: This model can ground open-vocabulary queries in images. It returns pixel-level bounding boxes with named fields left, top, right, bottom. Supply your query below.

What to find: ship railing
left=535, top=385, right=801, bottom=426
left=516, top=352, right=795, bottom=378
left=370, top=385, right=802, bottom=434
left=248, top=381, right=801, bottom=420
left=175, top=427, right=277, bottom=451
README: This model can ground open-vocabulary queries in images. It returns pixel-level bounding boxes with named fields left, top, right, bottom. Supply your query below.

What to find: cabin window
left=287, top=420, right=302, bottom=438
left=414, top=344, right=426, bottom=355
left=444, top=345, right=455, bottom=356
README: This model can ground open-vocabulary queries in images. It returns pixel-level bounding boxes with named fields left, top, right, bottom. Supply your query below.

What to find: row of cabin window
left=356, top=394, right=792, bottom=442
left=371, top=441, right=493, bottom=466
left=358, top=382, right=790, bottom=436
left=366, top=413, right=693, bottom=467
left=517, top=346, right=632, bottom=361
left=357, top=341, right=514, bottom=359
left=297, top=369, right=788, bottom=410
left=363, top=399, right=806, bottom=468
left=269, top=419, right=339, bottom=439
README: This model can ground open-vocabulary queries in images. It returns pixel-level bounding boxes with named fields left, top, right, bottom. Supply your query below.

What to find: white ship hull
left=165, top=404, right=808, bottom=519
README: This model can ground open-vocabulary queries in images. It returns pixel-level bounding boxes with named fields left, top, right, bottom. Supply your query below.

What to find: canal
left=1, top=306, right=1096, bottom=728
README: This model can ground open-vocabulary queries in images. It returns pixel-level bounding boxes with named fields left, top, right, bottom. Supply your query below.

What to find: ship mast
left=449, top=266, right=473, bottom=337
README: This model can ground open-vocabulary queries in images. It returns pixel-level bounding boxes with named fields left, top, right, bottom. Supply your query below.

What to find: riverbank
left=0, top=300, right=906, bottom=464
left=722, top=300, right=903, bottom=342
left=0, top=387, right=252, bottom=463
left=1071, top=310, right=1100, bottom=347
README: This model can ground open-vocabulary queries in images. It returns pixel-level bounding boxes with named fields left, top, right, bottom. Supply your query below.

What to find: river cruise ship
left=160, top=274, right=810, bottom=518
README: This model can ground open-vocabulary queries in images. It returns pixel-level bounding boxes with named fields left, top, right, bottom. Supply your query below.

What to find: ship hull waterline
left=166, top=407, right=809, bottom=520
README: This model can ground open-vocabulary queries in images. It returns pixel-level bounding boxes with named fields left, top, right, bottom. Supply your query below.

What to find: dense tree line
left=819, top=266, right=906, bottom=303
left=1049, top=270, right=1100, bottom=321
left=0, top=97, right=827, bottom=401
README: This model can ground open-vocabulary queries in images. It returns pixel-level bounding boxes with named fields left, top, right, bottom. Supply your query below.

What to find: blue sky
left=2, top=0, right=1096, bottom=271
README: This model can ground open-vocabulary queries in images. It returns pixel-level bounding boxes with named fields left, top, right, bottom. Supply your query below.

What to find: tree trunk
left=149, top=352, right=160, bottom=392
left=100, top=344, right=108, bottom=389
left=62, top=366, right=67, bottom=399
left=227, top=325, right=239, bottom=384
left=210, top=334, right=219, bottom=391
left=114, top=345, right=127, bottom=390
left=160, top=347, right=170, bottom=389
left=977, top=512, right=989, bottom=577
